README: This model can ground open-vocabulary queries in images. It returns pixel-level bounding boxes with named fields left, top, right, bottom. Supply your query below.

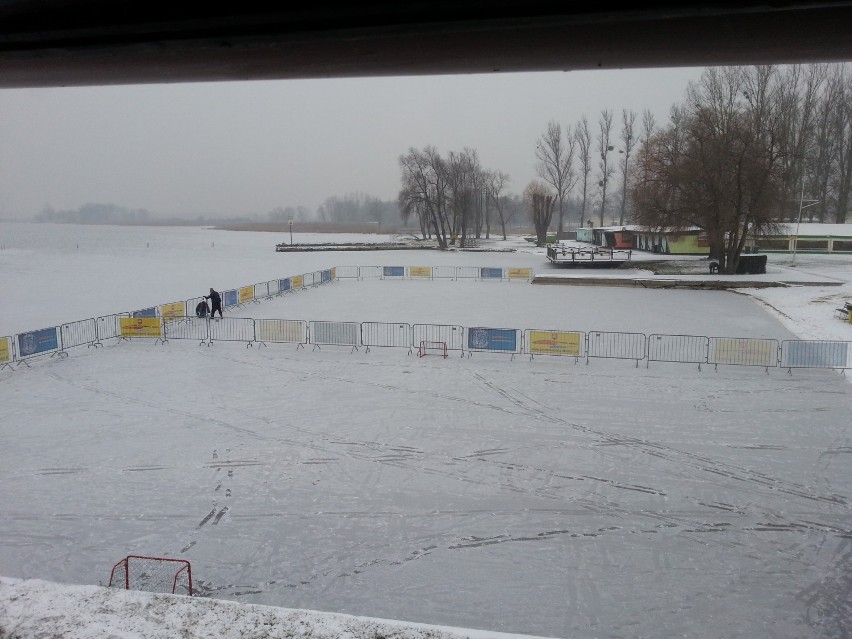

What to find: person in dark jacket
left=205, top=288, right=223, bottom=318
left=195, top=299, right=210, bottom=318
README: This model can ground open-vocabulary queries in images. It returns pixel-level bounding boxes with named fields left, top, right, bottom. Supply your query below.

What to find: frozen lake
left=1, top=223, right=850, bottom=638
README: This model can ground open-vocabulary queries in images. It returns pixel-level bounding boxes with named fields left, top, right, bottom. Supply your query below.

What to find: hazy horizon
left=0, top=67, right=707, bottom=221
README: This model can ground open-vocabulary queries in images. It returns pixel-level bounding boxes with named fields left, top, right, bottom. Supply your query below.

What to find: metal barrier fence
left=466, top=327, right=522, bottom=359
left=163, top=316, right=209, bottom=345
left=708, top=337, right=778, bottom=370
left=61, top=318, right=99, bottom=350
left=310, top=321, right=361, bottom=351
left=255, top=319, right=308, bottom=347
left=525, top=329, right=585, bottom=361
left=587, top=331, right=647, bottom=367
left=780, top=340, right=851, bottom=372
left=15, top=326, right=63, bottom=364
left=208, top=317, right=255, bottom=346
left=0, top=335, right=14, bottom=369
left=361, top=322, right=413, bottom=353
left=330, top=266, right=534, bottom=282
left=413, top=324, right=465, bottom=353
left=648, top=334, right=709, bottom=369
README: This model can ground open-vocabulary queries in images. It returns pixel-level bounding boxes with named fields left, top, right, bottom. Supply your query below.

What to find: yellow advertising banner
left=291, top=275, right=304, bottom=289
left=507, top=268, right=532, bottom=280
left=239, top=286, right=254, bottom=303
left=529, top=330, right=582, bottom=356
left=256, top=320, right=304, bottom=343
left=0, top=337, right=11, bottom=363
left=119, top=317, right=163, bottom=338
left=711, top=338, right=775, bottom=366
left=409, top=266, right=432, bottom=278
left=330, top=267, right=336, bottom=280
left=160, top=302, right=185, bottom=321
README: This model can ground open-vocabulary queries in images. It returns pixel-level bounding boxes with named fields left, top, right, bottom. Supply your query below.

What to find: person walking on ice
left=205, top=288, right=223, bottom=318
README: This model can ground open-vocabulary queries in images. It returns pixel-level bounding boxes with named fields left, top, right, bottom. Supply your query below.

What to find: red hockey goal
left=417, top=340, right=448, bottom=358
left=108, top=555, right=193, bottom=596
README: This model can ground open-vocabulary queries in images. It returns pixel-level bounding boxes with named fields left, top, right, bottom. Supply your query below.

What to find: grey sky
left=0, top=67, right=705, bottom=219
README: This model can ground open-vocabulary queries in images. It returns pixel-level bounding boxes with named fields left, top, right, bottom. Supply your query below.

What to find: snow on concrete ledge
left=0, top=577, right=553, bottom=639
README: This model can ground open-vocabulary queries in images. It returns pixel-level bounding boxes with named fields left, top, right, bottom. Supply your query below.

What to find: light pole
left=791, top=175, right=819, bottom=267
left=289, top=219, right=293, bottom=245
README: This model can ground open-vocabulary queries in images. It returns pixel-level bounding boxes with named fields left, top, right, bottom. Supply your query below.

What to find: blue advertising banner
left=17, top=327, right=59, bottom=357
left=480, top=267, right=503, bottom=279
left=321, top=270, right=331, bottom=283
left=132, top=307, right=156, bottom=318
left=383, top=266, right=405, bottom=277
left=467, top=327, right=518, bottom=352
left=280, top=278, right=291, bottom=292
left=785, top=341, right=848, bottom=368
left=223, top=289, right=238, bottom=307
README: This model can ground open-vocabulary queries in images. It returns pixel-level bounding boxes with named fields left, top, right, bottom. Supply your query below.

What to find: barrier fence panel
left=456, top=266, right=480, bottom=280
left=310, top=321, right=361, bottom=351
left=254, top=319, right=308, bottom=346
left=163, top=316, right=209, bottom=344
left=408, top=266, right=432, bottom=279
left=97, top=314, right=130, bottom=342
left=254, top=282, right=269, bottom=300
left=0, top=335, right=14, bottom=368
left=413, top=324, right=465, bottom=352
left=302, top=272, right=316, bottom=288
left=361, top=322, right=412, bottom=352
left=507, top=267, right=533, bottom=282
left=312, top=271, right=323, bottom=286
left=278, top=278, right=292, bottom=294
left=61, top=318, right=99, bottom=350
left=118, top=317, right=165, bottom=343
left=185, top=297, right=206, bottom=319
left=321, top=270, right=331, bottom=284
left=708, top=337, right=779, bottom=370
left=222, top=289, right=239, bottom=307
left=525, top=329, right=585, bottom=360
left=587, top=331, right=647, bottom=366
left=16, top=326, right=62, bottom=363
left=238, top=285, right=255, bottom=305
left=159, top=302, right=186, bottom=323
left=334, top=266, right=359, bottom=279
left=466, top=327, right=522, bottom=358
left=132, top=307, right=157, bottom=318
left=432, top=266, right=456, bottom=280
left=208, top=317, right=256, bottom=346
left=780, top=340, right=851, bottom=371
left=267, top=279, right=280, bottom=297
left=480, top=267, right=504, bottom=281
left=382, top=266, right=405, bottom=279
left=359, top=266, right=383, bottom=280
left=647, top=334, right=709, bottom=369
left=291, top=274, right=305, bottom=289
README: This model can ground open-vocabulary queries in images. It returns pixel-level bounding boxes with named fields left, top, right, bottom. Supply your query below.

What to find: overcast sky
left=0, top=67, right=705, bottom=219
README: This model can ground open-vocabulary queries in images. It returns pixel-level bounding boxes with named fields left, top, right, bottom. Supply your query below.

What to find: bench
left=835, top=301, right=852, bottom=320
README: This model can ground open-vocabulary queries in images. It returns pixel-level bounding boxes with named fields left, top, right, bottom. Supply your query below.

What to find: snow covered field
left=1, top=223, right=850, bottom=638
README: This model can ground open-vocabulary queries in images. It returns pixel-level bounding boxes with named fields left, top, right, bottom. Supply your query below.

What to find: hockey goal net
left=109, top=555, right=193, bottom=596
left=417, top=340, right=448, bottom=359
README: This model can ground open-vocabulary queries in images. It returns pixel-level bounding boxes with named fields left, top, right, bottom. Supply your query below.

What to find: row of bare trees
left=398, top=146, right=522, bottom=247
left=631, top=64, right=852, bottom=273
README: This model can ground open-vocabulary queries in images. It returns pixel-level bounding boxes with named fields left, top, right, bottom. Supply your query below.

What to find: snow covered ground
left=0, top=223, right=850, bottom=638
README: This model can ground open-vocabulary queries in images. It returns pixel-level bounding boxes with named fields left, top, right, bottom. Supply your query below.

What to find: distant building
left=754, top=223, right=852, bottom=253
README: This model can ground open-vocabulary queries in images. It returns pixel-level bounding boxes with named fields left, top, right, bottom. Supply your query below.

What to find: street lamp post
left=289, top=220, right=293, bottom=245
left=791, top=175, right=819, bottom=267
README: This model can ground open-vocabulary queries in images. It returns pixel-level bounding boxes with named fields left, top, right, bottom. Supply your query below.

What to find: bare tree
left=596, top=109, right=615, bottom=226
left=632, top=67, right=785, bottom=273
left=574, top=116, right=593, bottom=228
left=398, top=146, right=450, bottom=248
left=536, top=120, right=576, bottom=234
left=618, top=109, right=637, bottom=225
left=525, top=180, right=555, bottom=246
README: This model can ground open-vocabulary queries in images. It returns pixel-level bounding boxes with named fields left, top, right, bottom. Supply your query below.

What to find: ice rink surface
left=2, top=263, right=850, bottom=638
